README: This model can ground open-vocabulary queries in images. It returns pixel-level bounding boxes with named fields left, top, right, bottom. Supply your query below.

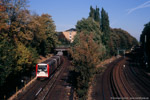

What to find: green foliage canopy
left=140, top=21, right=150, bottom=69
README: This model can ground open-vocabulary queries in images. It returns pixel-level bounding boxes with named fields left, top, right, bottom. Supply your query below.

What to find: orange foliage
left=70, top=33, right=101, bottom=69
left=0, top=5, right=6, bottom=12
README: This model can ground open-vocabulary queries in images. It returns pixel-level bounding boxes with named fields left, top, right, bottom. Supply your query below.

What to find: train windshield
left=38, top=65, right=47, bottom=72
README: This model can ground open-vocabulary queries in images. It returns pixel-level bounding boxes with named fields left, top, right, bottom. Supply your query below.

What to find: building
left=57, top=28, right=77, bottom=43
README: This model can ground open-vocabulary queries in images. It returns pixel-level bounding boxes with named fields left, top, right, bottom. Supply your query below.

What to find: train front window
left=38, top=65, right=47, bottom=72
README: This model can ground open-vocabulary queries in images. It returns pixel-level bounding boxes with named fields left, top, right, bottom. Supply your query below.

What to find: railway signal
left=117, top=49, right=126, bottom=58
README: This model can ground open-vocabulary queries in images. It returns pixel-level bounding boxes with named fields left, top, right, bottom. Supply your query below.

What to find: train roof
left=56, top=51, right=63, bottom=56
left=42, top=58, right=54, bottom=64
left=39, top=54, right=61, bottom=64
left=51, top=56, right=60, bottom=59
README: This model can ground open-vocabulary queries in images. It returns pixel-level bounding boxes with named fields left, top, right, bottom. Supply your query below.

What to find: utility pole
left=145, top=35, right=147, bottom=43
left=144, top=35, right=148, bottom=68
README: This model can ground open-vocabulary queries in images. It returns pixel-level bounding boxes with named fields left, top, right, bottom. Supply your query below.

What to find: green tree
left=101, top=8, right=111, bottom=56
left=41, top=14, right=58, bottom=54
left=140, top=22, right=150, bottom=69
left=89, top=6, right=95, bottom=19
left=101, top=8, right=110, bottom=34
left=95, top=6, right=100, bottom=23
left=89, top=6, right=100, bottom=24
left=110, top=28, right=138, bottom=56
left=75, top=18, right=102, bottom=45
left=0, top=39, right=15, bottom=86
left=140, top=22, right=150, bottom=47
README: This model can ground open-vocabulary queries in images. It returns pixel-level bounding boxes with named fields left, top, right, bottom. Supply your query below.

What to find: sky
left=29, top=0, right=150, bottom=41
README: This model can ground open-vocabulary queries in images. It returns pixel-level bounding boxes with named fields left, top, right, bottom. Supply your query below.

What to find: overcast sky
left=29, top=0, right=150, bottom=41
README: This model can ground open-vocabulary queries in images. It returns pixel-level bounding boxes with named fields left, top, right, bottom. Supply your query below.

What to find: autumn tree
left=0, top=0, right=31, bottom=85
left=71, top=16, right=106, bottom=100
left=0, top=0, right=58, bottom=98
left=0, top=1, right=8, bottom=31
left=70, top=6, right=138, bottom=100
left=70, top=33, right=104, bottom=99
left=30, top=14, right=58, bottom=56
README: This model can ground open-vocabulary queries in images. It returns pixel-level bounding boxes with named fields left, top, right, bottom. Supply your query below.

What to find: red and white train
left=36, top=52, right=63, bottom=79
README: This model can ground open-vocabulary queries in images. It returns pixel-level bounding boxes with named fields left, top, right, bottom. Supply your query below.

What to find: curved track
left=93, top=54, right=150, bottom=100
left=111, top=58, right=136, bottom=98
left=109, top=56, right=149, bottom=99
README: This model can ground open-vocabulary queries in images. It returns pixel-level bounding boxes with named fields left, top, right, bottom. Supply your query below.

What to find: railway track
left=102, top=57, right=122, bottom=100
left=41, top=56, right=72, bottom=100
left=18, top=79, right=50, bottom=100
left=15, top=56, right=71, bottom=100
left=15, top=53, right=150, bottom=100
left=127, top=57, right=150, bottom=97
left=35, top=56, right=69, bottom=100
left=111, top=58, right=136, bottom=98
left=101, top=55, right=150, bottom=100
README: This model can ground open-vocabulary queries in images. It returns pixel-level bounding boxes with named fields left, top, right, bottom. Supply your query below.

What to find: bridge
left=54, top=45, right=70, bottom=56
left=54, top=47, right=69, bottom=52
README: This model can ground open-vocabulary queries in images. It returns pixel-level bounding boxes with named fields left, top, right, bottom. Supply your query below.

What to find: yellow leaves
left=16, top=65, right=23, bottom=72
left=15, top=41, right=32, bottom=67
left=2, top=56, right=7, bottom=60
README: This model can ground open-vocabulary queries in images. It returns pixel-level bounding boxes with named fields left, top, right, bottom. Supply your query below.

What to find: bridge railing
left=56, top=45, right=70, bottom=48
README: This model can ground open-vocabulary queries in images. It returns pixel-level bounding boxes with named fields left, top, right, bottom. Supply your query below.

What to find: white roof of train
left=56, top=51, right=63, bottom=56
